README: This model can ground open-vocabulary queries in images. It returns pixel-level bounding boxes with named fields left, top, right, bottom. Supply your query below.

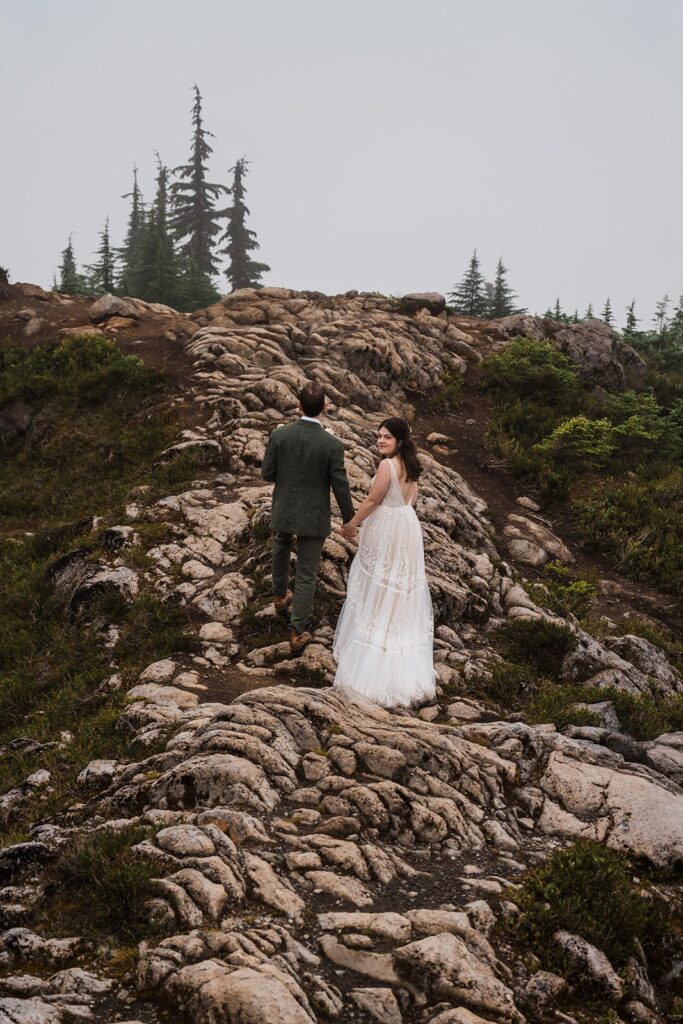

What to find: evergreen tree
left=170, top=84, right=227, bottom=278
left=654, top=294, right=670, bottom=334
left=624, top=300, right=639, bottom=336
left=118, top=165, right=146, bottom=296
left=488, top=257, right=522, bottom=318
left=601, top=297, right=614, bottom=326
left=571, top=309, right=580, bottom=323
left=56, top=235, right=86, bottom=294
left=585, top=302, right=594, bottom=319
left=448, top=250, right=488, bottom=317
left=87, top=217, right=116, bottom=294
left=554, top=297, right=563, bottom=321
left=137, top=155, right=187, bottom=308
left=669, top=295, right=683, bottom=338
left=220, top=157, right=270, bottom=291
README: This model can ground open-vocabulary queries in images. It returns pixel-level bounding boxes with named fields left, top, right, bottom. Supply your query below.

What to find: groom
left=261, top=382, right=355, bottom=654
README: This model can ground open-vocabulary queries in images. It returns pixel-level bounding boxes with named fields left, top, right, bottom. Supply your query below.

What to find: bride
left=333, top=417, right=436, bottom=707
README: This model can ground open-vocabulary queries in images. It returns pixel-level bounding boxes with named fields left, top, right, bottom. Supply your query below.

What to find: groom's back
left=262, top=420, right=350, bottom=537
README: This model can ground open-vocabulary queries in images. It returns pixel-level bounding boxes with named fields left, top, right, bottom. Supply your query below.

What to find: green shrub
left=481, top=337, right=579, bottom=402
left=606, top=690, right=683, bottom=741
left=525, top=562, right=598, bottom=620
left=42, top=825, right=167, bottom=945
left=0, top=334, right=155, bottom=406
left=534, top=416, right=616, bottom=470
left=525, top=682, right=602, bottom=731
left=493, top=617, right=576, bottom=679
left=430, top=364, right=463, bottom=413
left=473, top=660, right=538, bottom=708
left=574, top=469, right=683, bottom=600
left=515, top=840, right=670, bottom=970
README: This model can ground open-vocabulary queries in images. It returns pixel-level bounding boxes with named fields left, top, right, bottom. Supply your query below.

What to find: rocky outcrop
left=487, top=313, right=646, bottom=389
left=1, top=287, right=681, bottom=1023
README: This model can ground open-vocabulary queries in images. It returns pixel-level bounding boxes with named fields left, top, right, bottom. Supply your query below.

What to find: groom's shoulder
left=268, top=420, right=297, bottom=441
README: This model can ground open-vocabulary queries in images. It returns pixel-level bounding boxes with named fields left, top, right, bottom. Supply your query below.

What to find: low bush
left=430, top=364, right=463, bottom=413
left=493, top=617, right=576, bottom=679
left=481, top=337, right=580, bottom=402
left=533, top=416, right=617, bottom=470
left=525, top=562, right=598, bottom=620
left=607, top=690, right=683, bottom=741
left=573, top=469, right=683, bottom=599
left=515, top=840, right=670, bottom=970
left=524, top=682, right=602, bottom=731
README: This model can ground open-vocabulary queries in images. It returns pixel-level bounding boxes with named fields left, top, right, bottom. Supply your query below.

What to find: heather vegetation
left=481, top=336, right=683, bottom=602
left=0, top=335, right=200, bottom=835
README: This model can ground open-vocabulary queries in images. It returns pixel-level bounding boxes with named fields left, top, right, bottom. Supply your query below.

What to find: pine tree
left=488, top=257, right=522, bottom=318
left=118, top=166, right=146, bottom=296
left=448, top=250, right=488, bottom=317
left=554, top=298, right=563, bottom=321
left=87, top=217, right=116, bottom=294
left=170, top=84, right=227, bottom=279
left=571, top=309, right=580, bottom=323
left=601, top=298, right=614, bottom=326
left=56, top=235, right=85, bottom=294
left=585, top=302, right=594, bottom=319
left=220, top=157, right=270, bottom=291
left=624, top=300, right=639, bottom=336
left=137, top=155, right=186, bottom=307
left=654, top=294, right=670, bottom=334
left=669, top=295, right=683, bottom=338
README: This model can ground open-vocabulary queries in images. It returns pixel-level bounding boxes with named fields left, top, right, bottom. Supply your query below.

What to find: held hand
left=341, top=522, right=357, bottom=542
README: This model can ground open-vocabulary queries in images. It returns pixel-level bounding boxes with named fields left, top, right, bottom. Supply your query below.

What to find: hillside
left=0, top=282, right=682, bottom=1024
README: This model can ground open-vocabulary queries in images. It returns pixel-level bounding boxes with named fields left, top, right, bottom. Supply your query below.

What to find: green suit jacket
left=261, top=419, right=354, bottom=537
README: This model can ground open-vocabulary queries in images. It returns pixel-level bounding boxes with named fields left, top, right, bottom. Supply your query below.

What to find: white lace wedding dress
left=332, top=458, right=436, bottom=707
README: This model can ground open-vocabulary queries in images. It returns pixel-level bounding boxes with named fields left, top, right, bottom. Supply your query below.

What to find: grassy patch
left=514, top=840, right=672, bottom=973
left=38, top=824, right=169, bottom=946
left=0, top=334, right=223, bottom=530
left=238, top=602, right=290, bottom=648
left=0, top=576, right=196, bottom=831
left=0, top=335, right=201, bottom=832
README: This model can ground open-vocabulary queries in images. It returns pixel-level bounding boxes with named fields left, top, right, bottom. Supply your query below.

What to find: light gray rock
left=553, top=929, right=623, bottom=1000
left=89, top=294, right=141, bottom=322
left=606, top=635, right=683, bottom=694
left=166, top=960, right=316, bottom=1024
left=398, top=292, right=446, bottom=315
left=349, top=986, right=403, bottom=1023
left=0, top=998, right=63, bottom=1023
left=523, top=970, right=568, bottom=1012
left=503, top=514, right=574, bottom=566
left=392, top=933, right=522, bottom=1020
left=318, top=912, right=410, bottom=943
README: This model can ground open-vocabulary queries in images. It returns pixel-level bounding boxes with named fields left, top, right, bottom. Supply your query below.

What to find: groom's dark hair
left=299, top=382, right=325, bottom=417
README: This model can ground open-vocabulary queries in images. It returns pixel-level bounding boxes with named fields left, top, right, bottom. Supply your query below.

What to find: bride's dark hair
left=379, top=417, right=422, bottom=482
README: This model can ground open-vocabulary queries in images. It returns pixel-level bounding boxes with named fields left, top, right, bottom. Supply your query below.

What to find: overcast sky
left=3, top=0, right=682, bottom=326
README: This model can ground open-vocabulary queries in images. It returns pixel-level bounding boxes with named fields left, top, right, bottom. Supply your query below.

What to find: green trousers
left=272, top=532, right=325, bottom=633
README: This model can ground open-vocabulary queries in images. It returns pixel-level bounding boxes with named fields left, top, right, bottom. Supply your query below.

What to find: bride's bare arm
left=347, top=459, right=391, bottom=528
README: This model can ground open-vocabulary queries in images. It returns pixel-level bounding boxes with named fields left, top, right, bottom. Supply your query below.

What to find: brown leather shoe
left=289, top=628, right=313, bottom=655
left=274, top=590, right=293, bottom=613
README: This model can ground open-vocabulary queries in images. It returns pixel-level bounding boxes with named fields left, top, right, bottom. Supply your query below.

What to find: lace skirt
left=332, top=505, right=436, bottom=707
